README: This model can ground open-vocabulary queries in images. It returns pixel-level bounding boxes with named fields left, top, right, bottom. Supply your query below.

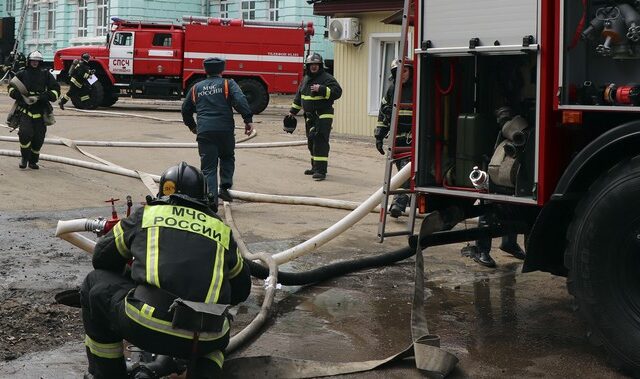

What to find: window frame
left=268, top=0, right=280, bottom=22
left=46, top=1, right=56, bottom=39
left=219, top=0, right=229, bottom=19
left=241, top=0, right=256, bottom=20
left=96, top=0, right=109, bottom=37
left=77, top=0, right=88, bottom=38
left=6, top=0, right=16, bottom=14
left=31, top=2, right=41, bottom=39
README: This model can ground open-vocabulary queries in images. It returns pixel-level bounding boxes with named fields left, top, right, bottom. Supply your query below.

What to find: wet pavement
left=0, top=94, right=631, bottom=378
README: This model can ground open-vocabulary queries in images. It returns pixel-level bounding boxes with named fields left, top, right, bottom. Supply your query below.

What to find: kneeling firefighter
left=59, top=52, right=93, bottom=110
left=80, top=162, right=251, bottom=379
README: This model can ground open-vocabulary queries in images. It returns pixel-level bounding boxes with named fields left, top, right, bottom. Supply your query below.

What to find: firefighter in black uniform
left=1, top=51, right=26, bottom=78
left=287, top=53, right=342, bottom=181
left=375, top=59, right=413, bottom=218
left=59, top=52, right=93, bottom=110
left=80, top=162, right=251, bottom=379
left=7, top=51, right=60, bottom=169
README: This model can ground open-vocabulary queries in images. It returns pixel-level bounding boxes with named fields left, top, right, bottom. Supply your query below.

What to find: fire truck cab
left=53, top=17, right=313, bottom=113
left=410, top=0, right=640, bottom=374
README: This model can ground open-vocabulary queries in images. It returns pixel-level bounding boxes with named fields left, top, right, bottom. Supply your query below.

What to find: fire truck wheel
left=70, top=81, right=105, bottom=110
left=565, top=156, right=640, bottom=376
left=100, top=92, right=118, bottom=107
left=237, top=78, right=269, bottom=115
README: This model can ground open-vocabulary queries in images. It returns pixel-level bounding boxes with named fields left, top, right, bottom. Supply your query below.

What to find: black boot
left=218, top=188, right=233, bottom=202
left=389, top=203, right=403, bottom=218
left=28, top=162, right=39, bottom=169
left=312, top=172, right=326, bottom=181
left=473, top=248, right=496, bottom=268
left=59, top=97, right=67, bottom=110
left=499, top=242, right=526, bottom=260
left=304, top=159, right=315, bottom=175
left=19, top=157, right=28, bottom=169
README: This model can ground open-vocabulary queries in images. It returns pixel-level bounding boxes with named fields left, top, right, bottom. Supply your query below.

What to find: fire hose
left=0, top=116, right=457, bottom=375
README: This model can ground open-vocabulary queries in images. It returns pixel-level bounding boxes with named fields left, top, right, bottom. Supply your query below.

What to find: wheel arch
left=524, top=120, right=640, bottom=274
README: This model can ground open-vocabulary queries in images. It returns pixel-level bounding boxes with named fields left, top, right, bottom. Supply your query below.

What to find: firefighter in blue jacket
left=287, top=53, right=342, bottom=181
left=80, top=162, right=251, bottom=379
left=181, top=57, right=254, bottom=209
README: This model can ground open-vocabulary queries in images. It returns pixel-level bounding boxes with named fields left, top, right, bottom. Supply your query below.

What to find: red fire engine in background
left=397, top=0, right=640, bottom=374
left=53, top=16, right=314, bottom=114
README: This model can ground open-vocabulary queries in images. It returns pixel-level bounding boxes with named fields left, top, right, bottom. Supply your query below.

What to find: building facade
left=314, top=1, right=406, bottom=137
left=0, top=0, right=333, bottom=63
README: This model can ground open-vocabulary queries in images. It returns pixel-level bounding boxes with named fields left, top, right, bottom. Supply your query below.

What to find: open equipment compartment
left=414, top=0, right=541, bottom=204
left=561, top=0, right=640, bottom=110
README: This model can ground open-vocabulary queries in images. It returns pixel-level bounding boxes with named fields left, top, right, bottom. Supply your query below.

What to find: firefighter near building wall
left=1, top=51, right=27, bottom=79
left=181, top=57, right=254, bottom=209
left=59, top=53, right=93, bottom=110
left=287, top=53, right=343, bottom=181
left=80, top=162, right=252, bottom=379
left=375, top=59, right=412, bottom=218
left=6, top=51, right=60, bottom=170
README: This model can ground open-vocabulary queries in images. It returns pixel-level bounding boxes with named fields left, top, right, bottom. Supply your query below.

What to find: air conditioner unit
left=328, top=18, right=360, bottom=43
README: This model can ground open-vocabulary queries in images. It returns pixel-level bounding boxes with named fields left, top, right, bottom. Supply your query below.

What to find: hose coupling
left=469, top=166, right=489, bottom=190
left=85, top=218, right=108, bottom=235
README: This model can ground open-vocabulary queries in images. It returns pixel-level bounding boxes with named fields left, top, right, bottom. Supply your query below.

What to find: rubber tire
left=70, top=81, right=104, bottom=110
left=100, top=92, right=118, bottom=107
left=237, top=78, right=269, bottom=115
left=565, top=156, right=640, bottom=376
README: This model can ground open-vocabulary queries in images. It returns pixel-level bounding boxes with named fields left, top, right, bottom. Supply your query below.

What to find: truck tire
left=237, top=78, right=269, bottom=115
left=100, top=92, right=118, bottom=107
left=565, top=156, right=640, bottom=376
left=70, top=81, right=104, bottom=110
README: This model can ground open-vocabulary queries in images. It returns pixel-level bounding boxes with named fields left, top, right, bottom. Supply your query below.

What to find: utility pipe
left=272, top=163, right=411, bottom=265
left=0, top=136, right=307, bottom=149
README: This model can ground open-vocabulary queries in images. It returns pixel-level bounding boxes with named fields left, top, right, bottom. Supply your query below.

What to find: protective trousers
left=63, top=83, right=90, bottom=104
left=392, top=134, right=411, bottom=210
left=304, top=113, right=332, bottom=175
left=17, top=115, right=46, bottom=164
left=197, top=131, right=235, bottom=203
left=81, top=270, right=225, bottom=379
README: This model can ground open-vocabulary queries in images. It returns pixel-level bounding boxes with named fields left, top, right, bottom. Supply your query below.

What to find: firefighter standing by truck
left=181, top=57, right=254, bottom=210
left=6, top=51, right=60, bottom=169
left=59, top=53, right=93, bottom=110
left=286, top=53, right=342, bottom=181
left=80, top=162, right=252, bottom=379
left=375, top=59, right=413, bottom=218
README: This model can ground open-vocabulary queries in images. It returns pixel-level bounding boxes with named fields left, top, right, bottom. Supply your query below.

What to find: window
left=241, top=1, right=256, bottom=20
left=47, top=1, right=56, bottom=39
left=368, top=33, right=414, bottom=115
left=219, top=0, right=229, bottom=18
left=77, top=0, right=88, bottom=37
left=112, top=32, right=133, bottom=46
left=152, top=33, right=172, bottom=47
left=268, top=0, right=280, bottom=22
left=96, top=0, right=109, bottom=37
left=6, top=0, right=15, bottom=14
left=31, top=2, right=41, bottom=39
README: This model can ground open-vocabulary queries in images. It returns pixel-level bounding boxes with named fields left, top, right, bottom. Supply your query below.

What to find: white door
left=109, top=31, right=135, bottom=75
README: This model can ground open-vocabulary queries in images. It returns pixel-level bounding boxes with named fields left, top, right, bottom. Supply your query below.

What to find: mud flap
left=223, top=211, right=459, bottom=378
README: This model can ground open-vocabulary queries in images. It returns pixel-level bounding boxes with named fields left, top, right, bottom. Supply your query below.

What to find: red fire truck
left=406, top=0, right=640, bottom=374
left=52, top=16, right=314, bottom=113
